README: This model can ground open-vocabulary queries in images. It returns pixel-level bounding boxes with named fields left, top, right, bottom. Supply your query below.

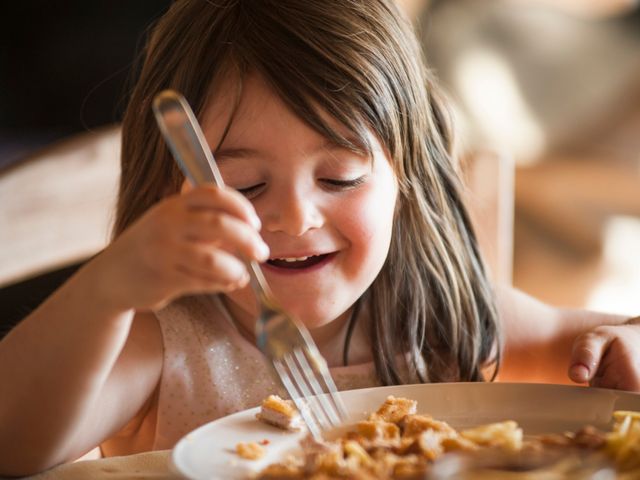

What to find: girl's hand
left=568, top=316, right=640, bottom=391
left=95, top=185, right=269, bottom=311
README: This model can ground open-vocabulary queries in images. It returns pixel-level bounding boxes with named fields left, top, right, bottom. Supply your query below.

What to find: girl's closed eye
left=234, top=176, right=368, bottom=198
left=235, top=183, right=265, bottom=199
left=321, top=175, right=368, bottom=191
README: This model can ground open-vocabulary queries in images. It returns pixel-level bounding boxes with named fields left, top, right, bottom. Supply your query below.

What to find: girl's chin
left=222, top=293, right=339, bottom=325
left=289, top=305, right=354, bottom=332
left=299, top=317, right=337, bottom=331
left=286, top=310, right=334, bottom=329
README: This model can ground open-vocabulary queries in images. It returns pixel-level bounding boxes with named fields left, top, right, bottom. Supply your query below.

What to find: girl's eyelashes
left=233, top=175, right=368, bottom=198
left=321, top=175, right=368, bottom=191
left=235, top=183, right=266, bottom=199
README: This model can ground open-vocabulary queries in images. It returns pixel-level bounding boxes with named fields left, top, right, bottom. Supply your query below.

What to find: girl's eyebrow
left=322, top=138, right=363, bottom=151
left=213, top=147, right=259, bottom=162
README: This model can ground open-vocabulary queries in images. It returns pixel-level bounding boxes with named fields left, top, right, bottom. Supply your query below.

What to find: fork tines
left=273, top=346, right=347, bottom=440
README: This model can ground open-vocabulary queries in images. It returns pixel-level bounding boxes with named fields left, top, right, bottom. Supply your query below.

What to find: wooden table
left=23, top=450, right=175, bottom=480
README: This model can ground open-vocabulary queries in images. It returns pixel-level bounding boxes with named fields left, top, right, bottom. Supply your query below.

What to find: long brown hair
left=117, top=0, right=501, bottom=384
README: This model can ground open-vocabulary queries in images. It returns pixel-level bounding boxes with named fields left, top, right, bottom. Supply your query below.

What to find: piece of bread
left=256, top=394, right=304, bottom=431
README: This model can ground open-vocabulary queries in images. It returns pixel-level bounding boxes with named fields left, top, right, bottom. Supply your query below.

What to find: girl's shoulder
left=154, top=294, right=257, bottom=364
left=155, top=294, right=232, bottom=333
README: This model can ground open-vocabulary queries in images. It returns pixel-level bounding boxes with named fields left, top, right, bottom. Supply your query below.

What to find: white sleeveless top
left=151, top=295, right=380, bottom=449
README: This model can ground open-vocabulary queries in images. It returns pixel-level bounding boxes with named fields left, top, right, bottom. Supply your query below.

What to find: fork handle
left=152, top=90, right=225, bottom=188
left=152, top=89, right=275, bottom=303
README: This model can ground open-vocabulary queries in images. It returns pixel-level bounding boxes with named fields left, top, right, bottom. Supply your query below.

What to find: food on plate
left=368, top=395, right=417, bottom=423
left=253, top=395, right=640, bottom=479
left=256, top=394, right=305, bottom=431
left=606, top=410, right=640, bottom=471
left=236, top=441, right=265, bottom=460
left=458, top=420, right=522, bottom=451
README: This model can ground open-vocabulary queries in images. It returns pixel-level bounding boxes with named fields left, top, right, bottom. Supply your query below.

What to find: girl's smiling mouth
left=264, top=252, right=336, bottom=272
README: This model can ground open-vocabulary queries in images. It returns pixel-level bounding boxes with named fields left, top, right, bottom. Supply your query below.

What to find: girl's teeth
left=278, top=256, right=309, bottom=262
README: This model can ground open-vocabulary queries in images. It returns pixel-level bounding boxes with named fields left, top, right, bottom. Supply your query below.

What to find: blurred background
left=1, top=0, right=640, bottom=327
left=0, top=1, right=172, bottom=329
left=407, top=0, right=640, bottom=315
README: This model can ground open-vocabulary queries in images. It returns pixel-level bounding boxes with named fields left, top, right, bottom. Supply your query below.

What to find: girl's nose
left=262, top=189, right=324, bottom=236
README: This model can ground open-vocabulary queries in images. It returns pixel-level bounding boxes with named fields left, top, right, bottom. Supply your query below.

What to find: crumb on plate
left=236, top=441, right=265, bottom=460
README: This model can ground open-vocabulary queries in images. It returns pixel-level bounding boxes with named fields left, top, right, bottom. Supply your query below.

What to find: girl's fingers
left=590, top=370, right=621, bottom=390
left=182, top=212, right=269, bottom=262
left=568, top=329, right=613, bottom=384
left=174, top=264, right=249, bottom=294
left=570, top=322, right=640, bottom=392
left=174, top=244, right=250, bottom=289
left=593, top=339, right=640, bottom=392
left=110, top=186, right=264, bottom=307
left=184, top=186, right=261, bottom=230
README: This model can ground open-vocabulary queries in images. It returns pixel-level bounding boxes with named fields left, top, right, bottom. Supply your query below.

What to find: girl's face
left=201, top=74, right=398, bottom=338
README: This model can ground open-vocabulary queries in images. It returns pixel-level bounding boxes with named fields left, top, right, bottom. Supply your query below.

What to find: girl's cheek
left=340, top=195, right=393, bottom=248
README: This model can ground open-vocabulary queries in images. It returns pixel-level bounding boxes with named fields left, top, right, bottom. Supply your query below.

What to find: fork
left=152, top=89, right=347, bottom=439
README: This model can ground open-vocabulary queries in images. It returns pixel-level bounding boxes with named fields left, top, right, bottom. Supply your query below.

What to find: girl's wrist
left=72, top=252, right=137, bottom=319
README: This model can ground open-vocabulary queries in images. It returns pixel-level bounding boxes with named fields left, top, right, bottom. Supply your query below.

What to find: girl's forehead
left=201, top=73, right=367, bottom=151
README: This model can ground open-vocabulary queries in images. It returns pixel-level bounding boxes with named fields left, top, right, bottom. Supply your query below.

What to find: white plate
left=171, top=382, right=640, bottom=479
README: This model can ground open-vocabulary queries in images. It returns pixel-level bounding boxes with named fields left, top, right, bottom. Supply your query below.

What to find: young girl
left=1, top=0, right=639, bottom=475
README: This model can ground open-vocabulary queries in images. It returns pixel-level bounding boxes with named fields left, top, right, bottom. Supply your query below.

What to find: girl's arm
left=0, top=258, right=162, bottom=476
left=0, top=185, right=268, bottom=476
left=496, top=285, right=640, bottom=391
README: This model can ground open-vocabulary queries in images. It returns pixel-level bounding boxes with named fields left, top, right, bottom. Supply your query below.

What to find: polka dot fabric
left=152, top=295, right=379, bottom=449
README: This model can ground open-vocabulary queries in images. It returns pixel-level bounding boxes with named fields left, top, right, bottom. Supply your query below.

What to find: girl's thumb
left=568, top=331, right=612, bottom=384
